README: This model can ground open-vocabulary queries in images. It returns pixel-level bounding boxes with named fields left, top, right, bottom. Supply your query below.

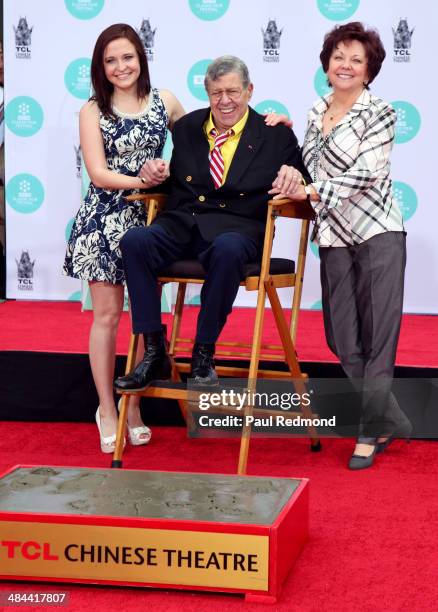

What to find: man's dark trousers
left=120, top=223, right=258, bottom=344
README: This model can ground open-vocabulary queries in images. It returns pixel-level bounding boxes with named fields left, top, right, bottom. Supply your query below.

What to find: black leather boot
left=114, top=330, right=171, bottom=391
left=191, top=342, right=218, bottom=387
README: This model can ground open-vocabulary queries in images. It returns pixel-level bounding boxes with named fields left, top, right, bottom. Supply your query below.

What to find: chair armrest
left=124, top=192, right=167, bottom=224
left=267, top=197, right=315, bottom=221
left=124, top=192, right=167, bottom=207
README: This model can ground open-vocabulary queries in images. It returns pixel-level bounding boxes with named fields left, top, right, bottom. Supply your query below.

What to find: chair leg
left=238, top=283, right=267, bottom=475
left=169, top=357, right=188, bottom=423
left=238, top=208, right=276, bottom=475
left=111, top=333, right=139, bottom=468
left=111, top=393, right=129, bottom=468
left=170, top=283, right=189, bottom=422
left=289, top=219, right=310, bottom=343
left=169, top=283, right=186, bottom=354
left=265, top=279, right=321, bottom=449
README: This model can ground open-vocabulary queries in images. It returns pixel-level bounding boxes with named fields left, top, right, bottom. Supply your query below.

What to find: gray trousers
left=319, top=231, right=407, bottom=438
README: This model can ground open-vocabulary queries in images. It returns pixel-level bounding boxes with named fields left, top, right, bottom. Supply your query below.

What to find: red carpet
left=1, top=423, right=438, bottom=610
left=1, top=300, right=437, bottom=367
left=1, top=301, right=437, bottom=608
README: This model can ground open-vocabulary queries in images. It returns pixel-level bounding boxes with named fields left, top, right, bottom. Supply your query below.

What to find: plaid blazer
left=302, top=89, right=404, bottom=247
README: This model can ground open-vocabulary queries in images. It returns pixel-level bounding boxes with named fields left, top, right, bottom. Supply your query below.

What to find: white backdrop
left=4, top=0, right=436, bottom=313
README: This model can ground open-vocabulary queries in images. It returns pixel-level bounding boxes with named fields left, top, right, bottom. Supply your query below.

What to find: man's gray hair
left=204, top=55, right=251, bottom=90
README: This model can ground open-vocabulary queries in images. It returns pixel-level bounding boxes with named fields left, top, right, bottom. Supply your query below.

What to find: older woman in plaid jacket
left=274, top=22, right=411, bottom=470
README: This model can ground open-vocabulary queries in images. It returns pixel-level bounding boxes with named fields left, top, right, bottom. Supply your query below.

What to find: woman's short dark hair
left=90, top=23, right=151, bottom=117
left=320, top=22, right=386, bottom=88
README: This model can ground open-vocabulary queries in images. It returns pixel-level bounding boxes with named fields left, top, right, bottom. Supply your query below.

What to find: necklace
left=327, top=88, right=365, bottom=120
left=112, top=94, right=149, bottom=117
left=328, top=106, right=350, bottom=121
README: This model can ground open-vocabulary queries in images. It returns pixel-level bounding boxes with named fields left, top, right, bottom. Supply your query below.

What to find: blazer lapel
left=225, top=108, right=264, bottom=187
left=337, top=89, right=372, bottom=128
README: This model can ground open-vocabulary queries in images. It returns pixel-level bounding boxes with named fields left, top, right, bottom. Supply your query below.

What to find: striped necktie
left=209, top=128, right=234, bottom=189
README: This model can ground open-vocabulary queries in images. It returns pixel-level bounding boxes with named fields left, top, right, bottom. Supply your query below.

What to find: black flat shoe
left=348, top=437, right=378, bottom=470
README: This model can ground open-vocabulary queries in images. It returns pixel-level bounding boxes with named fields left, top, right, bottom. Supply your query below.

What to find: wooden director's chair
left=113, top=193, right=321, bottom=473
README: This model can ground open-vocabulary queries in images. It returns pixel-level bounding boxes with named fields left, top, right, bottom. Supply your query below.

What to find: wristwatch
left=304, top=185, right=313, bottom=196
left=304, top=184, right=316, bottom=201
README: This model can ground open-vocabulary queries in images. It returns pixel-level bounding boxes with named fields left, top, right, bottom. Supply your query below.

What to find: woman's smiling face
left=103, top=37, right=141, bottom=92
left=327, top=39, right=369, bottom=94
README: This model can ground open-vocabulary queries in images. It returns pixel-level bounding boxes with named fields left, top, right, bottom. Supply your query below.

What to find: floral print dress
left=63, top=88, right=168, bottom=284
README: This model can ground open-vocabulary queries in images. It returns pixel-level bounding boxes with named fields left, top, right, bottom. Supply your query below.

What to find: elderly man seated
left=115, top=55, right=305, bottom=389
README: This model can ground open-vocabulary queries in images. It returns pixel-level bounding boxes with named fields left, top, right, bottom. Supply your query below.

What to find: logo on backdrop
left=393, top=181, right=418, bottom=221
left=314, top=66, right=332, bottom=97
left=187, top=59, right=212, bottom=101
left=316, top=0, right=360, bottom=21
left=393, top=18, right=414, bottom=62
left=64, top=0, right=105, bottom=20
left=14, top=17, right=33, bottom=59
left=254, top=100, right=290, bottom=119
left=5, top=96, right=44, bottom=137
left=137, top=19, right=156, bottom=62
left=16, top=251, right=35, bottom=292
left=189, top=0, right=230, bottom=21
left=6, top=173, right=45, bottom=214
left=262, top=19, right=283, bottom=63
left=64, top=58, right=92, bottom=99
left=391, top=100, right=421, bottom=144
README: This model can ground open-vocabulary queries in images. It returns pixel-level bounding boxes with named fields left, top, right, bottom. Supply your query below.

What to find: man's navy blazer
left=154, top=106, right=307, bottom=248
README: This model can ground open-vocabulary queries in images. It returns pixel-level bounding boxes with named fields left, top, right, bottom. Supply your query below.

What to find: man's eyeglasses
left=208, top=88, right=244, bottom=101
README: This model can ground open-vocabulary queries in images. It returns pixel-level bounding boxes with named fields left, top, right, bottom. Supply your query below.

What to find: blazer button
left=219, top=203, right=226, bottom=208
left=186, top=176, right=192, bottom=182
left=198, top=195, right=205, bottom=202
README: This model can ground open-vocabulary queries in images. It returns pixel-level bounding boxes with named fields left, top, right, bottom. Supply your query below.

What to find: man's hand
left=285, top=184, right=308, bottom=201
left=264, top=113, right=293, bottom=128
left=139, top=159, right=169, bottom=187
left=269, top=165, right=303, bottom=200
